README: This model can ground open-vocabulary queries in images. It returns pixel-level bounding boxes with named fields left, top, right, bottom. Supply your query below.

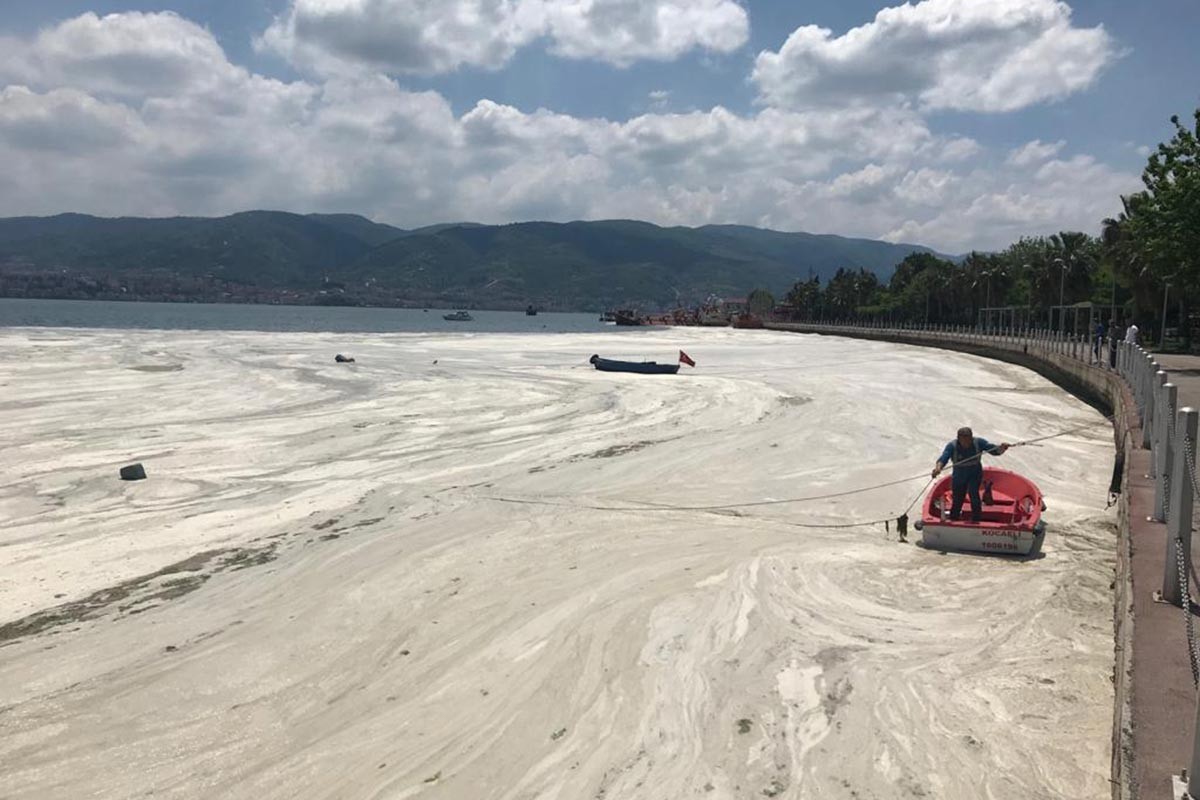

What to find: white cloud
left=934, top=137, right=983, bottom=163
left=258, top=0, right=749, bottom=75
left=1007, top=138, right=1066, bottom=166
left=647, top=89, right=670, bottom=110
left=0, top=9, right=1143, bottom=253
left=824, top=163, right=898, bottom=200
left=0, top=12, right=244, bottom=99
left=883, top=154, right=1138, bottom=250
left=752, top=0, right=1116, bottom=112
left=0, top=86, right=144, bottom=152
left=537, top=0, right=749, bottom=66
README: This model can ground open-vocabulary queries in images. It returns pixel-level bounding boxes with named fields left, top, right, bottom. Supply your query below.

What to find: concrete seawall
left=765, top=322, right=1182, bottom=800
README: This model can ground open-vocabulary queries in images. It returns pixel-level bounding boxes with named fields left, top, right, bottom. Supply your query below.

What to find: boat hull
left=919, top=521, right=1046, bottom=556
left=915, top=466, right=1047, bottom=557
left=589, top=355, right=679, bottom=375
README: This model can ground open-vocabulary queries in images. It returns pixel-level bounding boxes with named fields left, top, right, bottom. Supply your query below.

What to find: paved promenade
left=1125, top=350, right=1200, bottom=800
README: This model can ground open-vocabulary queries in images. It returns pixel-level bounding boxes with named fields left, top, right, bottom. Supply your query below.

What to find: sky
left=0, top=0, right=1196, bottom=252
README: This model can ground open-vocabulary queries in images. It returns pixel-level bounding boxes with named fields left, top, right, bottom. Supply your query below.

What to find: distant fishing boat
left=599, top=311, right=617, bottom=323
left=443, top=310, right=473, bottom=321
left=526, top=304, right=538, bottom=316
left=913, top=467, right=1047, bottom=556
left=589, top=354, right=679, bottom=374
left=731, top=313, right=764, bottom=329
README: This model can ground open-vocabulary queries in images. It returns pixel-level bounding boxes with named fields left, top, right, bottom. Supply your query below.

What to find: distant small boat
left=526, top=305, right=538, bottom=316
left=589, top=354, right=679, bottom=375
left=443, top=310, right=473, bottom=321
left=599, top=311, right=617, bottom=323
left=913, top=467, right=1046, bottom=556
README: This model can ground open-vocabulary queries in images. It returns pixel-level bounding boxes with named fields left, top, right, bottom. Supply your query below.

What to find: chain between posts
left=1185, top=434, right=1200, bottom=497
left=1178, top=541, right=1200, bottom=688
left=1175, top=426, right=1200, bottom=692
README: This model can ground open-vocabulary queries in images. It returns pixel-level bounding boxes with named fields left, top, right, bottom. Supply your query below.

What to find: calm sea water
left=0, top=299, right=618, bottom=334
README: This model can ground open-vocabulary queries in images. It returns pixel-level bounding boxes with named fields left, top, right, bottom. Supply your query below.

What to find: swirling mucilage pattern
left=0, top=328, right=1114, bottom=799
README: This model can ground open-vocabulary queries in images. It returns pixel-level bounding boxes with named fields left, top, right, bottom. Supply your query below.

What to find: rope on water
left=485, top=416, right=1115, bottom=531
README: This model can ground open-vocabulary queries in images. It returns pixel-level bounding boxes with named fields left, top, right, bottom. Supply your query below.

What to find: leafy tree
left=1137, top=112, right=1200, bottom=292
left=784, top=277, right=821, bottom=319
left=747, top=288, right=775, bottom=315
left=1121, top=112, right=1200, bottom=342
left=822, top=268, right=881, bottom=319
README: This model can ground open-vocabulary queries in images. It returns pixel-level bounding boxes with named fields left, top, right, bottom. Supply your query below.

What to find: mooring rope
left=484, top=416, right=1115, bottom=530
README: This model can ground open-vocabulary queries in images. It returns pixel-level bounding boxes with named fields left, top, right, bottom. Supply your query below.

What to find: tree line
left=777, top=109, right=1200, bottom=349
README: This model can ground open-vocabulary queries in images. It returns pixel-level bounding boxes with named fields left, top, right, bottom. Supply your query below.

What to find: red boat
left=913, top=467, right=1046, bottom=556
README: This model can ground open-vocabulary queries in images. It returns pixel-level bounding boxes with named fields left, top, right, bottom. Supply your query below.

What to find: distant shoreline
left=0, top=297, right=616, bottom=334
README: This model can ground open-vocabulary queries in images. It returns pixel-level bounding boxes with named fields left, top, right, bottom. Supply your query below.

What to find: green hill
left=0, top=212, right=945, bottom=310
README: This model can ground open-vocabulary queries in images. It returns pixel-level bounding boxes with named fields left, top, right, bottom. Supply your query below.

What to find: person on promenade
left=1093, top=319, right=1106, bottom=363
left=931, top=427, right=1012, bottom=522
left=1125, top=321, right=1139, bottom=345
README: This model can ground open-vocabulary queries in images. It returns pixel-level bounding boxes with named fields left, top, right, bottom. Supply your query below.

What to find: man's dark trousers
left=950, top=473, right=982, bottom=521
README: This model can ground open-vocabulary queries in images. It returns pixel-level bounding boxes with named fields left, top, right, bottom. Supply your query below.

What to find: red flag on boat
left=678, top=350, right=696, bottom=367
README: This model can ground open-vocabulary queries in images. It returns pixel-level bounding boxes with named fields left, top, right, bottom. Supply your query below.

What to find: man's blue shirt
left=938, top=437, right=1001, bottom=481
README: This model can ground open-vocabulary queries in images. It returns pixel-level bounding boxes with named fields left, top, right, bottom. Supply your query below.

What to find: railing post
left=1162, top=407, right=1198, bottom=608
left=1143, top=356, right=1158, bottom=448
left=1150, top=371, right=1167, bottom=476
left=1153, top=382, right=1177, bottom=522
left=1136, top=351, right=1149, bottom=415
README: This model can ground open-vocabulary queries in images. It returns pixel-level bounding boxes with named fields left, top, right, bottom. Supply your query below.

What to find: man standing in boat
left=932, top=427, right=1012, bottom=522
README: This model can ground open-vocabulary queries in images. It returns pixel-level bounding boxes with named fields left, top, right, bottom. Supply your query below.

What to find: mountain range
left=0, top=211, right=944, bottom=311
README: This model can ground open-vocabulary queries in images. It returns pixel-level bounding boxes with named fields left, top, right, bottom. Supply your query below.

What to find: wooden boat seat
left=934, top=489, right=1027, bottom=525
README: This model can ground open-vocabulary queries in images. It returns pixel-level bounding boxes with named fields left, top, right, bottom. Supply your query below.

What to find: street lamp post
left=1054, top=257, right=1067, bottom=332
left=984, top=273, right=992, bottom=332
left=1160, top=282, right=1172, bottom=350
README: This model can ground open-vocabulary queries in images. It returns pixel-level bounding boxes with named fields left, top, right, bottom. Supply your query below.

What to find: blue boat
left=589, top=354, right=679, bottom=375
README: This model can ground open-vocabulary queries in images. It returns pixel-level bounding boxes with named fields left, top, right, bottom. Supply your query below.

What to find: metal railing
left=771, top=319, right=1199, bottom=796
